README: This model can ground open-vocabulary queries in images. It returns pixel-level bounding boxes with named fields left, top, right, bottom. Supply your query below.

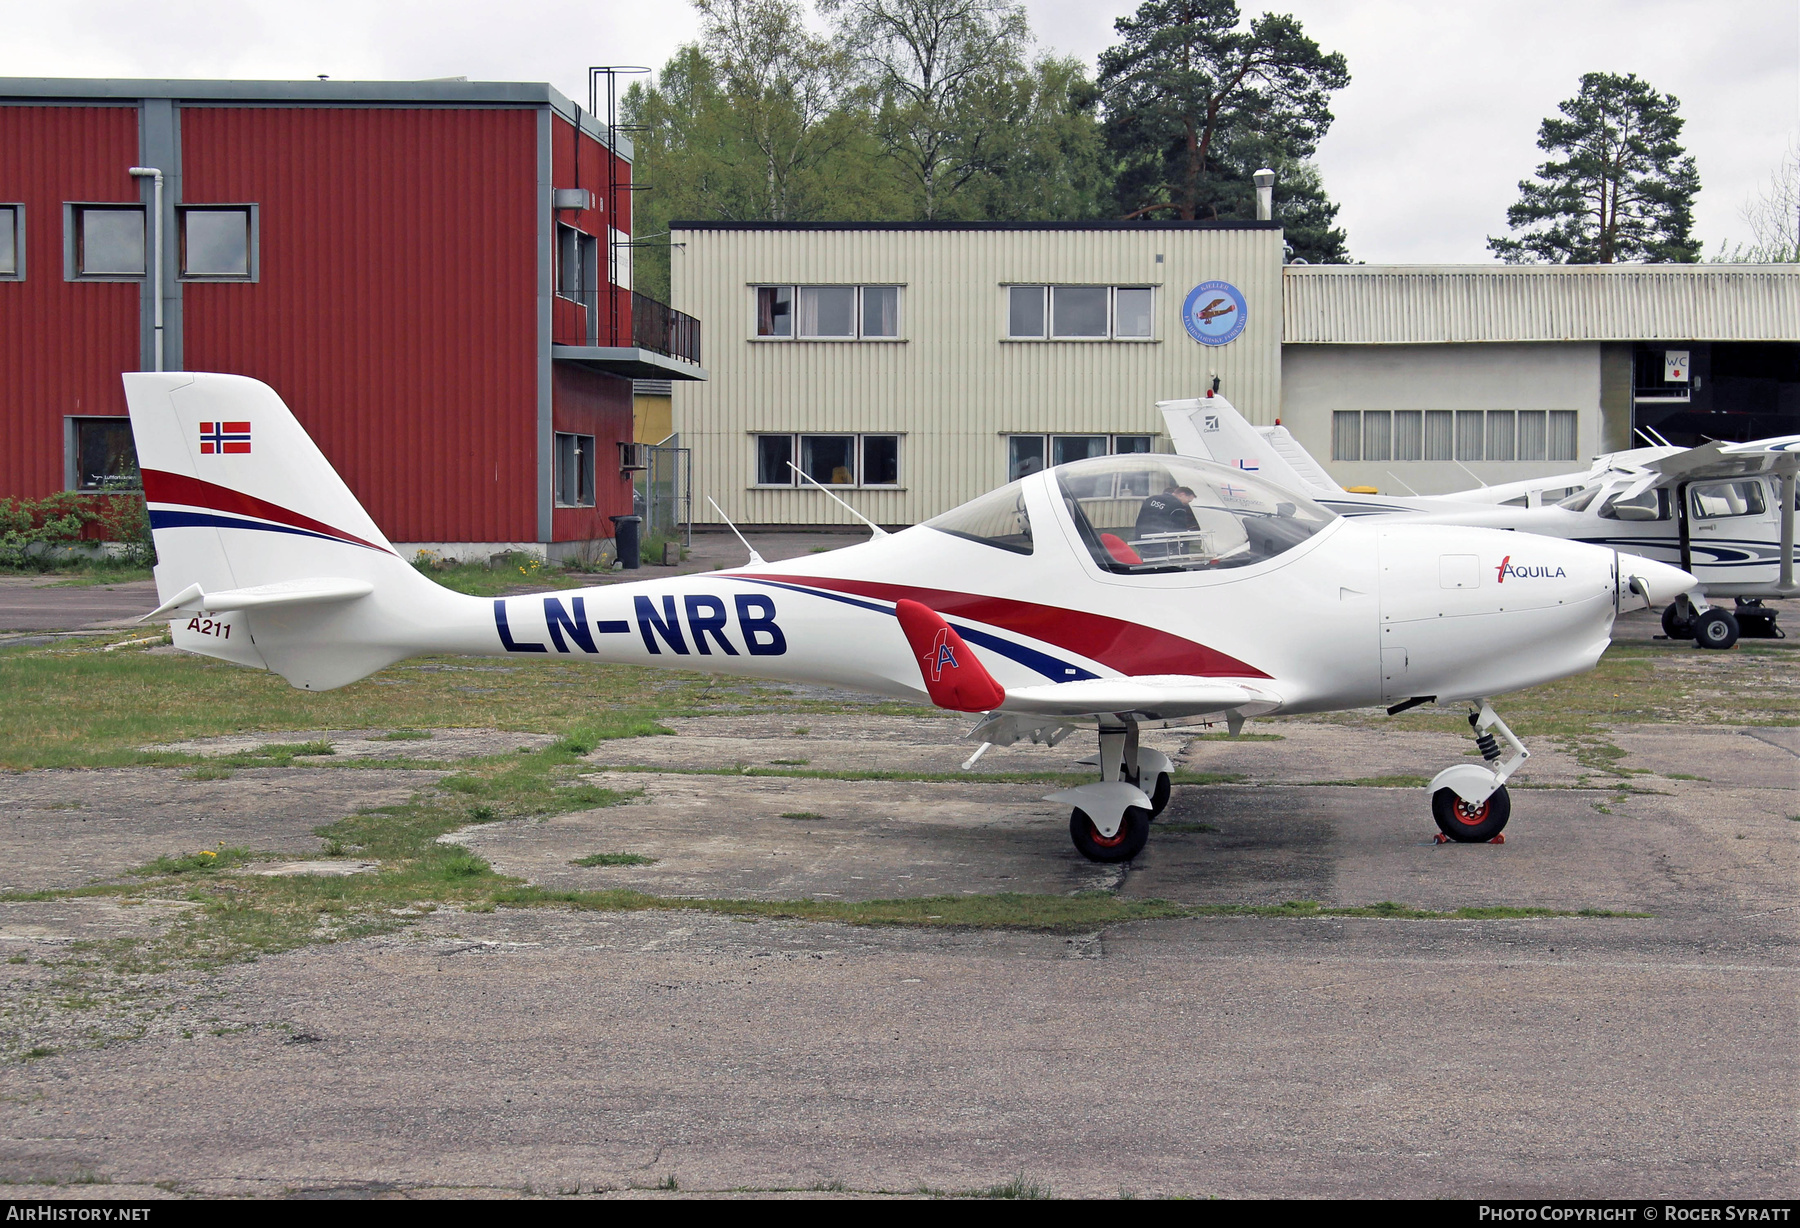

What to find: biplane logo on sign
left=1182, top=281, right=1248, bottom=346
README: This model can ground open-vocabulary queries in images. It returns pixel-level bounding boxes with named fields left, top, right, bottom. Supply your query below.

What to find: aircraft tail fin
left=124, top=372, right=465, bottom=690
left=1158, top=394, right=1338, bottom=498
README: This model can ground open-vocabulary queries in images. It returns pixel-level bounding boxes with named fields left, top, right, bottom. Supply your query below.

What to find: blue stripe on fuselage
left=731, top=576, right=1099, bottom=683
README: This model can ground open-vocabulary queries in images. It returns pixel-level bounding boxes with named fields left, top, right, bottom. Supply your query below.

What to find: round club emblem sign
left=1182, top=281, right=1248, bottom=346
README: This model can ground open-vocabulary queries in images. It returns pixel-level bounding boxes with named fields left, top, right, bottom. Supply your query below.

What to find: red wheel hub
left=1086, top=817, right=1127, bottom=848
left=1451, top=797, right=1491, bottom=825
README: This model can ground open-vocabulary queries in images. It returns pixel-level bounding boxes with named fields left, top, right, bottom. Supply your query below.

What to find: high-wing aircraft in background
left=1164, top=395, right=1799, bottom=650
left=127, top=373, right=1693, bottom=862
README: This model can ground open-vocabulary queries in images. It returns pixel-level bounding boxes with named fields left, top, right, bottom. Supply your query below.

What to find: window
left=1008, top=285, right=1045, bottom=338
left=179, top=207, right=251, bottom=278
left=1114, top=288, right=1154, bottom=338
left=925, top=480, right=1033, bottom=555
left=609, top=227, right=631, bottom=290
left=74, top=205, right=144, bottom=276
left=1362, top=410, right=1392, bottom=462
left=755, top=286, right=902, bottom=340
left=1424, top=411, right=1453, bottom=460
left=861, top=434, right=899, bottom=485
left=755, top=433, right=901, bottom=487
left=1394, top=411, right=1422, bottom=461
left=1053, top=286, right=1108, bottom=337
left=1691, top=480, right=1767, bottom=519
left=554, top=432, right=594, bottom=507
left=1599, top=486, right=1669, bottom=521
left=801, top=434, right=855, bottom=483
left=1007, top=285, right=1155, bottom=340
left=1333, top=410, right=1580, bottom=463
left=862, top=286, right=899, bottom=338
left=70, top=418, right=139, bottom=491
left=557, top=225, right=597, bottom=301
left=0, top=205, right=19, bottom=279
left=1007, top=434, right=1157, bottom=481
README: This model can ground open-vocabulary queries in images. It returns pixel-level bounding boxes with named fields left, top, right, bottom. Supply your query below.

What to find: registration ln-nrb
left=125, top=373, right=1695, bottom=861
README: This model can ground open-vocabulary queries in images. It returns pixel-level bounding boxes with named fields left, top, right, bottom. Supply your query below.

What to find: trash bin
left=610, top=514, right=642, bottom=570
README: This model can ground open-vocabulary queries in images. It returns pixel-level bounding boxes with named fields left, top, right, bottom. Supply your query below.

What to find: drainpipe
left=128, top=166, right=163, bottom=372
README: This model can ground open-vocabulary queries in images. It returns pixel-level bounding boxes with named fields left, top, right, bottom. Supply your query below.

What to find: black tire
left=1694, top=608, right=1740, bottom=650
left=1661, top=604, right=1695, bottom=640
left=1147, top=771, right=1172, bottom=818
left=1070, top=806, right=1151, bottom=862
left=1431, top=785, right=1511, bottom=843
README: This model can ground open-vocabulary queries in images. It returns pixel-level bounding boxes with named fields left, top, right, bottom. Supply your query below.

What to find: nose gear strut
left=1428, top=700, right=1529, bottom=843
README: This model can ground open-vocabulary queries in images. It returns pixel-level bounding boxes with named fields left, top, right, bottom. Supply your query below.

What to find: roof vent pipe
left=1253, top=168, right=1275, bottom=222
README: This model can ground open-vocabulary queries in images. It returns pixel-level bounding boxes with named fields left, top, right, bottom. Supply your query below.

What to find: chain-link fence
left=636, top=436, right=691, bottom=547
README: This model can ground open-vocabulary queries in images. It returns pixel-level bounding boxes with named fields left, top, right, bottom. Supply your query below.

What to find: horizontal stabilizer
left=1000, top=675, right=1282, bottom=720
left=141, top=577, right=375, bottom=621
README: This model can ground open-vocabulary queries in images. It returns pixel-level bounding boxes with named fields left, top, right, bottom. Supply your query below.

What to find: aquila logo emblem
left=923, top=627, right=957, bottom=681
left=1495, top=555, right=1566, bottom=583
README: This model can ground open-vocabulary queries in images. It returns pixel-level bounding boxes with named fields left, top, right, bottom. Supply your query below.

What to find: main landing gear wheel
left=1661, top=603, right=1695, bottom=640
left=1128, top=769, right=1172, bottom=818
left=1070, top=806, right=1151, bottom=862
left=1147, top=771, right=1172, bottom=818
left=1431, top=785, right=1511, bottom=843
left=1694, top=608, right=1740, bottom=650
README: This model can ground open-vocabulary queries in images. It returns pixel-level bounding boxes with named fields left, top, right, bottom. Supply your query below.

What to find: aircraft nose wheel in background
left=1431, top=785, right=1511, bottom=842
left=1660, top=603, right=1695, bottom=640
left=1070, top=806, right=1152, bottom=862
left=1694, top=607, right=1740, bottom=650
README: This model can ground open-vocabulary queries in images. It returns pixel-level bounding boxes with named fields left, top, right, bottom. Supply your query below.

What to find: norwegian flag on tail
left=200, top=421, right=251, bottom=455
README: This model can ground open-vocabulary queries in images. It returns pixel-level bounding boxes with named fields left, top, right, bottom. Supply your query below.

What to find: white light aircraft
left=1163, top=395, right=1799, bottom=649
left=126, top=373, right=1694, bottom=861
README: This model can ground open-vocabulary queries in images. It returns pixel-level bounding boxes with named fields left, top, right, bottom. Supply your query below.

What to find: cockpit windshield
left=923, top=479, right=1033, bottom=554
left=1053, top=455, right=1334, bottom=574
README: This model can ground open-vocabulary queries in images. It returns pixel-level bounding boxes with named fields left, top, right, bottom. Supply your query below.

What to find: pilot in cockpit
left=1134, top=484, right=1198, bottom=545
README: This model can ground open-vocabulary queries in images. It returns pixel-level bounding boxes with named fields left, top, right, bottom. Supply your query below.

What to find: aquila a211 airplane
left=126, top=373, right=1694, bottom=862
left=1163, top=394, right=1799, bottom=650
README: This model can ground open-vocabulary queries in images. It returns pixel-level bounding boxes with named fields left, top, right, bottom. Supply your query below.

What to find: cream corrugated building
left=671, top=221, right=1282, bottom=527
left=671, top=222, right=1800, bottom=525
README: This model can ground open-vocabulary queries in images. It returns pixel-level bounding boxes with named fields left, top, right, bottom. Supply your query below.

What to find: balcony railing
left=632, top=291, right=701, bottom=366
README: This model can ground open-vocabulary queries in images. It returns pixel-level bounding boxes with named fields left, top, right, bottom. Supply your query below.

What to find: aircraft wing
left=893, top=599, right=1282, bottom=720
left=997, top=675, right=1282, bottom=720
left=1635, top=436, right=1800, bottom=484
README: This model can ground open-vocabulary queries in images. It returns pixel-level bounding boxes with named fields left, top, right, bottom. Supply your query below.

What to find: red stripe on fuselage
left=746, top=573, right=1270, bottom=679
left=140, top=469, right=391, bottom=554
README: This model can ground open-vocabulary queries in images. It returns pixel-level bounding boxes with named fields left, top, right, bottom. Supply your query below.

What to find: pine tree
left=1489, top=72, right=1701, bottom=264
left=1094, top=0, right=1349, bottom=254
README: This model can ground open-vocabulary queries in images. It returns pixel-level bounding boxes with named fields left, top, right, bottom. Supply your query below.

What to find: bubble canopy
left=925, top=454, right=1335, bottom=574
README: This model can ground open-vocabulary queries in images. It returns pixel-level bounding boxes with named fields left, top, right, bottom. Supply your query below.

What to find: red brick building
left=0, top=77, right=704, bottom=560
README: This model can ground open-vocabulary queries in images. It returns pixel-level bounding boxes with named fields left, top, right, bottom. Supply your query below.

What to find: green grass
left=368, top=729, right=433, bottom=741
left=0, top=631, right=943, bottom=771
left=571, top=852, right=658, bottom=867
left=780, top=811, right=828, bottom=820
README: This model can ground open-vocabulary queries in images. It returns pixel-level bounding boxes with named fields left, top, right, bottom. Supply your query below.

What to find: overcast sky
left=3, top=0, right=1795, bottom=262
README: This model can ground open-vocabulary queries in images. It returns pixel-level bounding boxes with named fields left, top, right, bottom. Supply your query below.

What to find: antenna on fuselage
left=1451, top=459, right=1488, bottom=488
left=787, top=463, right=890, bottom=539
left=706, top=497, right=767, bottom=566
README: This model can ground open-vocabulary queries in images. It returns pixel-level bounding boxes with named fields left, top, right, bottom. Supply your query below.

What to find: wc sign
left=1665, top=350, right=1689, bottom=382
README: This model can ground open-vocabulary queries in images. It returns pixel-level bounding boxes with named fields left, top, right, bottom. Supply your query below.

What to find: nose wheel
left=1432, top=784, right=1511, bottom=842
left=1425, top=701, right=1529, bottom=846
